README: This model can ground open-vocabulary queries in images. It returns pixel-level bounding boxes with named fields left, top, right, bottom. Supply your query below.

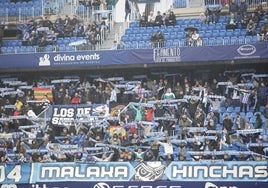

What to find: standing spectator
left=163, top=88, right=175, bottom=99
left=258, top=81, right=268, bottom=105
left=264, top=103, right=268, bottom=133
left=229, top=0, right=239, bottom=20
left=125, top=0, right=131, bottom=22
left=71, top=92, right=81, bottom=104
left=234, top=112, right=247, bottom=130
left=239, top=0, right=248, bottom=22
left=0, top=25, right=4, bottom=49
left=179, top=114, right=192, bottom=139
left=222, top=114, right=234, bottom=144
left=158, top=138, right=174, bottom=165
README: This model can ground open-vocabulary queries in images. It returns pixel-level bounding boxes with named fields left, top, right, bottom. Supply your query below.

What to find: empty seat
left=230, top=37, right=238, bottom=45
left=223, top=37, right=230, bottom=45
left=245, top=36, right=252, bottom=43
left=216, top=37, right=223, bottom=45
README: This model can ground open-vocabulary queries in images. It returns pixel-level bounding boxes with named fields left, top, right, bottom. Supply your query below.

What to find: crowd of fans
left=18, top=13, right=108, bottom=51
left=139, top=10, right=176, bottom=27
left=0, top=68, right=268, bottom=164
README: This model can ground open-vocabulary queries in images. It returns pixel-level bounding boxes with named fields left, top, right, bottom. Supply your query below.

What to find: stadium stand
left=0, top=0, right=268, bottom=165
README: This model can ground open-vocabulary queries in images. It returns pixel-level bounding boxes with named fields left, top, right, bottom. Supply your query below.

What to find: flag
left=33, top=87, right=53, bottom=102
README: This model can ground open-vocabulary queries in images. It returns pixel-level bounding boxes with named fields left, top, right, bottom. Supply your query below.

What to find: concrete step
left=100, top=22, right=125, bottom=49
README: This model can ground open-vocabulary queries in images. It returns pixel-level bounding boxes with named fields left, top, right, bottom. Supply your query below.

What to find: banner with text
left=0, top=161, right=267, bottom=184
left=0, top=44, right=268, bottom=70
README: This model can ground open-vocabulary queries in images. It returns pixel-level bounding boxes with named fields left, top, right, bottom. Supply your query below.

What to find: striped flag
left=33, top=87, right=53, bottom=102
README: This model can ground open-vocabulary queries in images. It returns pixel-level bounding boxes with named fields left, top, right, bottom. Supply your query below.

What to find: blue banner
left=0, top=44, right=268, bottom=70
left=1, top=162, right=268, bottom=184
left=165, top=161, right=268, bottom=182
left=0, top=164, right=31, bottom=184
left=12, top=181, right=268, bottom=188
left=30, top=162, right=136, bottom=183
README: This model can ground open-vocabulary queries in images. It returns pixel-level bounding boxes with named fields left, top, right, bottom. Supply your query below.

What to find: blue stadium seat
left=129, top=22, right=138, bottom=28
left=246, top=112, right=254, bottom=120
left=219, top=30, right=226, bottom=37
left=212, top=30, right=220, bottom=37
left=233, top=29, right=241, bottom=37
left=176, top=19, right=184, bottom=25
left=165, top=40, right=172, bottom=47
left=238, top=36, right=245, bottom=44
left=204, top=31, right=212, bottom=38
left=195, top=23, right=201, bottom=29
left=208, top=24, right=215, bottom=30
left=208, top=38, right=216, bottom=46
left=227, top=106, right=234, bottom=113
left=215, top=37, right=223, bottom=45
left=230, top=37, right=238, bottom=45
left=172, top=39, right=180, bottom=47
left=223, top=37, right=230, bottom=45
left=202, top=38, right=209, bottom=46
left=220, top=106, right=226, bottom=113
left=245, top=36, right=252, bottom=43
left=142, top=34, right=150, bottom=41
left=226, top=30, right=233, bottom=37
left=252, top=36, right=258, bottom=43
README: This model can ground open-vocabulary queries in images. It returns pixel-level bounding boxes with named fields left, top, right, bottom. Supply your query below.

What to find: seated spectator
left=155, top=11, right=163, bottom=27
left=246, top=19, right=256, bottom=36
left=241, top=14, right=249, bottom=29
left=199, top=12, right=207, bottom=24
left=257, top=26, right=268, bottom=42
left=37, top=36, right=47, bottom=52
left=147, top=11, right=155, bottom=27
left=166, top=11, right=176, bottom=26
left=0, top=25, right=3, bottom=47
left=150, top=30, right=164, bottom=48
left=249, top=12, right=259, bottom=26
left=254, top=3, right=264, bottom=18
left=196, top=37, right=203, bottom=46
left=22, top=31, right=30, bottom=46
left=239, top=0, right=248, bottom=22
left=162, top=13, right=168, bottom=26
left=28, top=30, right=38, bottom=46
left=206, top=7, right=221, bottom=24
left=139, top=12, right=148, bottom=27
left=226, top=13, right=237, bottom=30
left=92, top=0, right=101, bottom=8
left=42, top=16, right=53, bottom=29
left=190, top=30, right=200, bottom=46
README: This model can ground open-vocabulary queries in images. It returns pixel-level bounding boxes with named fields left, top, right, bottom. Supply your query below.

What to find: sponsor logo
left=237, top=44, right=256, bottom=56
left=153, top=47, right=181, bottom=62
left=39, top=54, right=51, bottom=66
left=93, top=183, right=110, bottom=188
left=134, top=162, right=166, bottom=181
left=11, top=183, right=69, bottom=188
left=92, top=183, right=181, bottom=188
left=205, top=182, right=237, bottom=188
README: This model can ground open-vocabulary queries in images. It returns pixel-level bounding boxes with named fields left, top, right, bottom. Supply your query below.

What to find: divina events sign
left=0, top=44, right=268, bottom=69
